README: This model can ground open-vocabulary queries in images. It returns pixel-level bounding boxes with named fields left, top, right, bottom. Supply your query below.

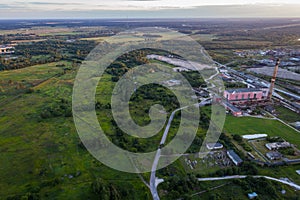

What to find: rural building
left=242, top=134, right=268, bottom=140
left=227, top=150, right=243, bottom=166
left=266, top=151, right=282, bottom=160
left=173, top=67, right=189, bottom=72
left=265, top=142, right=291, bottom=151
left=224, top=88, right=264, bottom=102
left=223, top=101, right=243, bottom=116
left=193, top=88, right=210, bottom=98
left=206, top=142, right=223, bottom=150
left=163, top=79, right=181, bottom=87
left=248, top=192, right=258, bottom=199
left=247, top=152, right=256, bottom=159
left=265, top=105, right=276, bottom=113
left=0, top=45, right=14, bottom=54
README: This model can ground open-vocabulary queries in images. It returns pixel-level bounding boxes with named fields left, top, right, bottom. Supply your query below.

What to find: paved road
left=198, top=175, right=300, bottom=190
left=149, top=106, right=189, bottom=200
left=147, top=55, right=221, bottom=200
left=149, top=100, right=209, bottom=200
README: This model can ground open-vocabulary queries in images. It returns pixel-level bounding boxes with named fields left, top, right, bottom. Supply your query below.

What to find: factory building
left=224, top=88, right=264, bottom=103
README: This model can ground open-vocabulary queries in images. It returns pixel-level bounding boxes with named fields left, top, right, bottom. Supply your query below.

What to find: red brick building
left=224, top=88, right=264, bottom=103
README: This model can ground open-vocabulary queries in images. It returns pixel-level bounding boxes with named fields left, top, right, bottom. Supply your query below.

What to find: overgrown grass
left=0, top=62, right=150, bottom=199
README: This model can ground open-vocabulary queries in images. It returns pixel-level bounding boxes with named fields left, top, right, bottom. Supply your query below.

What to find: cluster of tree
left=131, top=84, right=179, bottom=109
left=0, top=55, right=62, bottom=71
left=213, top=166, right=242, bottom=177
left=207, top=161, right=258, bottom=178
left=7, top=184, right=42, bottom=200
left=40, top=98, right=72, bottom=119
left=105, top=50, right=149, bottom=82
left=0, top=39, right=96, bottom=71
left=233, top=176, right=279, bottom=199
left=199, top=109, right=210, bottom=129
left=109, top=126, right=149, bottom=153
left=91, top=178, right=121, bottom=200
left=279, top=147, right=296, bottom=156
left=232, top=134, right=252, bottom=152
left=240, top=162, right=259, bottom=175
left=219, top=133, right=237, bottom=153
left=186, top=135, right=204, bottom=153
left=181, top=71, right=206, bottom=88
left=160, top=174, right=199, bottom=199
left=225, top=82, right=246, bottom=89
left=266, top=136, right=284, bottom=143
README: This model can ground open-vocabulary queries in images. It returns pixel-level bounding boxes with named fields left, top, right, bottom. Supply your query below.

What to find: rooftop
left=223, top=101, right=241, bottom=113
left=227, top=150, right=243, bottom=163
left=242, top=134, right=268, bottom=140
left=0, top=45, right=13, bottom=48
left=266, top=151, right=282, bottom=158
left=226, top=88, right=262, bottom=94
left=206, top=142, right=223, bottom=150
left=248, top=192, right=258, bottom=199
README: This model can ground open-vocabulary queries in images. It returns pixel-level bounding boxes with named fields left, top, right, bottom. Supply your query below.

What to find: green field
left=223, top=116, right=300, bottom=147
left=0, top=62, right=150, bottom=199
left=274, top=105, right=300, bottom=123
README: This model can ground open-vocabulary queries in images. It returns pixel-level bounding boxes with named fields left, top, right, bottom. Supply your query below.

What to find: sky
left=0, top=0, right=300, bottom=19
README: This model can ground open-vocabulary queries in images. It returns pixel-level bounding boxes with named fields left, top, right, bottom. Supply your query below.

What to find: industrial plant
left=221, top=59, right=300, bottom=117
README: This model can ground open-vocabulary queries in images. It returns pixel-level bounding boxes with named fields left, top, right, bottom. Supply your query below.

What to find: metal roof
left=266, top=151, right=282, bottom=158
left=223, top=101, right=241, bottom=113
left=226, top=88, right=262, bottom=94
left=227, top=150, right=243, bottom=163
left=206, top=142, right=223, bottom=148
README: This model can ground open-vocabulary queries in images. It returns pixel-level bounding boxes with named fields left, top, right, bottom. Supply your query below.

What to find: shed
left=227, top=150, right=243, bottom=166
left=248, top=192, right=258, bottom=199
left=206, top=142, right=224, bottom=150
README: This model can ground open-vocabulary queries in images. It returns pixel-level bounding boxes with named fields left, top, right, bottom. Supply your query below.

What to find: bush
left=40, top=99, right=72, bottom=119
left=233, top=134, right=242, bottom=142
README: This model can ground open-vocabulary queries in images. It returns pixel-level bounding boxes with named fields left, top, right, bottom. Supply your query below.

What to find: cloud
left=23, top=1, right=84, bottom=5
left=126, top=0, right=161, bottom=1
left=0, top=2, right=300, bottom=18
left=0, top=4, right=14, bottom=8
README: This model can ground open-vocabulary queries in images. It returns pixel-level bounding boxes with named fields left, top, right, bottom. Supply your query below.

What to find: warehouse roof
left=227, top=150, right=243, bottom=164
left=226, top=88, right=262, bottom=94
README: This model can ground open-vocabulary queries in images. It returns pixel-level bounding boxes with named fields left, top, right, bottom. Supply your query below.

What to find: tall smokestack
left=267, top=58, right=280, bottom=100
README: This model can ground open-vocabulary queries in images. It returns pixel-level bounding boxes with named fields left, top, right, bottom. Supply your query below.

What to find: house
left=224, top=88, right=264, bottom=103
left=248, top=192, right=258, bottom=199
left=266, top=151, right=282, bottom=160
left=265, top=142, right=291, bottom=151
left=227, top=150, right=243, bottom=166
left=206, top=142, right=223, bottom=150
